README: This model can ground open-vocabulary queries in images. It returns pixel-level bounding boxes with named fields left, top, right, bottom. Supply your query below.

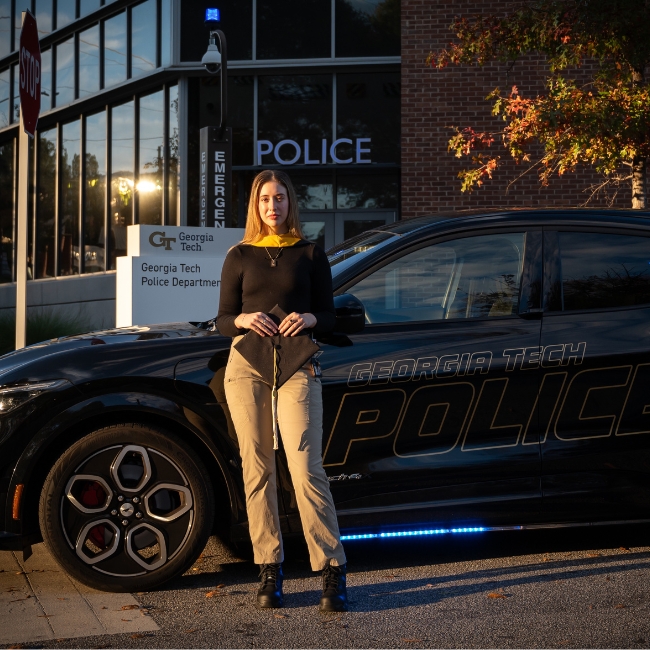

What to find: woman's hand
left=278, top=312, right=317, bottom=337
left=234, top=312, right=278, bottom=337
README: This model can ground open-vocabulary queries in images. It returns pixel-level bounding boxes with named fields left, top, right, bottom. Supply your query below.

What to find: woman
left=217, top=170, right=348, bottom=612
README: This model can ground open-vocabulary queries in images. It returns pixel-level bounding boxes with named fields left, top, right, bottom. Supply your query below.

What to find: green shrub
left=0, top=310, right=95, bottom=356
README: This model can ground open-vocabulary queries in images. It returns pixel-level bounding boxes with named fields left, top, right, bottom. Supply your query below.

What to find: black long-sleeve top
left=217, top=240, right=336, bottom=337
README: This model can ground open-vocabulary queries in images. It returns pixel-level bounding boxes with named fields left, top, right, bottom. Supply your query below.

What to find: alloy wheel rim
left=60, top=444, right=194, bottom=577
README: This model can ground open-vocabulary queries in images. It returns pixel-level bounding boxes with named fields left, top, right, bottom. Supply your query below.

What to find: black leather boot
left=257, top=563, right=284, bottom=608
left=319, top=563, right=348, bottom=612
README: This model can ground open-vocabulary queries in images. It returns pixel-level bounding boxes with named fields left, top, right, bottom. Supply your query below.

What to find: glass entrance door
left=301, top=211, right=396, bottom=250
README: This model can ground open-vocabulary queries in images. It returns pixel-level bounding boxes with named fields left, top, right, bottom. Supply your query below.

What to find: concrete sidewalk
left=0, top=543, right=158, bottom=645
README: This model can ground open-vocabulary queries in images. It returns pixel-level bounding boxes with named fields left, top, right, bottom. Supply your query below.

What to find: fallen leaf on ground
left=487, top=592, right=508, bottom=599
left=614, top=604, right=627, bottom=609
left=620, top=547, right=630, bottom=551
left=121, top=604, right=139, bottom=610
left=8, top=644, right=24, bottom=649
left=185, top=629, right=197, bottom=633
left=57, top=597, right=67, bottom=601
left=425, top=583, right=435, bottom=587
left=121, top=618, right=132, bottom=622
left=274, top=614, right=288, bottom=618
left=15, top=571, right=26, bottom=575
left=402, top=639, right=425, bottom=643
left=130, top=634, right=145, bottom=639
left=586, top=553, right=600, bottom=558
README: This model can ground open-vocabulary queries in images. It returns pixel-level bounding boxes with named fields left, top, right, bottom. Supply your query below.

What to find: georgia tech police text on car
left=347, top=342, right=587, bottom=386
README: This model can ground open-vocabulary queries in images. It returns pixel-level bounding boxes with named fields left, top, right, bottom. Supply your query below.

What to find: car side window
left=557, top=232, right=650, bottom=311
left=348, top=232, right=526, bottom=324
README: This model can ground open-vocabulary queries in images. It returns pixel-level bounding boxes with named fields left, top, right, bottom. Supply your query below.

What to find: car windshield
left=328, top=231, right=398, bottom=277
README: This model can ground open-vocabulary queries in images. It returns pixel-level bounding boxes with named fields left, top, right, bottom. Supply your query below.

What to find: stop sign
left=19, top=10, right=41, bottom=138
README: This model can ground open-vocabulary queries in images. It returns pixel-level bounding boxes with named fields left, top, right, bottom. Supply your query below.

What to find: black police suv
left=1, top=209, right=650, bottom=592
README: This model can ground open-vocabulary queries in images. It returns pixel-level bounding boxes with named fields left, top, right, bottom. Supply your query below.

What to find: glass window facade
left=335, top=0, right=400, bottom=57
left=337, top=72, right=400, bottom=164
left=180, top=0, right=252, bottom=62
left=131, top=0, right=157, bottom=79
left=79, top=24, right=100, bottom=99
left=168, top=84, right=179, bottom=225
left=257, top=0, right=331, bottom=60
left=60, top=120, right=81, bottom=275
left=80, top=0, right=102, bottom=18
left=104, top=11, right=127, bottom=88
left=0, top=139, right=14, bottom=283
left=0, top=68, right=8, bottom=129
left=57, top=0, right=77, bottom=30
left=55, top=36, right=76, bottom=106
left=160, top=0, right=172, bottom=67
left=110, top=100, right=134, bottom=267
left=10, top=62, right=17, bottom=123
left=84, top=111, right=106, bottom=273
left=258, top=75, right=333, bottom=163
left=0, top=0, right=10, bottom=59
left=0, top=0, right=401, bottom=290
left=40, top=49, right=52, bottom=112
left=35, top=0, right=53, bottom=36
left=137, top=90, right=164, bottom=225
left=36, top=128, right=57, bottom=279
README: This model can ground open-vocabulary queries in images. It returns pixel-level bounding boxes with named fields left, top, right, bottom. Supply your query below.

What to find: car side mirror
left=334, top=293, right=365, bottom=334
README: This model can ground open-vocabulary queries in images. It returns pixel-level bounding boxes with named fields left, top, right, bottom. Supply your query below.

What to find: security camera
left=202, top=38, right=221, bottom=74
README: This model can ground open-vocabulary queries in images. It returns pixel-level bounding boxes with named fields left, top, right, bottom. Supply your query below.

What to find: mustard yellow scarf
left=252, top=234, right=301, bottom=247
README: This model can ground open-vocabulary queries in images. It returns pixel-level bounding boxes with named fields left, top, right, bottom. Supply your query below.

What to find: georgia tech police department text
left=140, top=262, right=220, bottom=288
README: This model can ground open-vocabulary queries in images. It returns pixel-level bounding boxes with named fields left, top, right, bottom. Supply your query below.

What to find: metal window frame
left=79, top=111, right=85, bottom=272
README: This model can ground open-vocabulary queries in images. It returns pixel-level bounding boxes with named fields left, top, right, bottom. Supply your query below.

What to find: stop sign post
left=15, top=10, right=41, bottom=349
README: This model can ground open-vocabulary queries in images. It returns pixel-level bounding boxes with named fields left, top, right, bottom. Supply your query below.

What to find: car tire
left=39, top=423, right=215, bottom=592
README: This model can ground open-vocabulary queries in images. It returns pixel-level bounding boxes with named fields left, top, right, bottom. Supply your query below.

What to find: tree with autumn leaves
left=427, top=0, right=650, bottom=208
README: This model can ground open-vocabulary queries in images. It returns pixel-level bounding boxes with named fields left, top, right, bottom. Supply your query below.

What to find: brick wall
left=401, top=0, right=637, bottom=218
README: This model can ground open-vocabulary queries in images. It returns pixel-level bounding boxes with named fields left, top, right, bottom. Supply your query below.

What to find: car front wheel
left=39, top=423, right=215, bottom=592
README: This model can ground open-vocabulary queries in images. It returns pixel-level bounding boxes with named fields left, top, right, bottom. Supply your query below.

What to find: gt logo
left=149, top=231, right=177, bottom=250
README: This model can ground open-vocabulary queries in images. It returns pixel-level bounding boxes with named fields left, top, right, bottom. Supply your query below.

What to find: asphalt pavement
left=3, top=524, right=650, bottom=648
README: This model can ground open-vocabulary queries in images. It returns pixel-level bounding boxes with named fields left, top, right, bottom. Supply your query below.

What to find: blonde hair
left=241, top=170, right=304, bottom=244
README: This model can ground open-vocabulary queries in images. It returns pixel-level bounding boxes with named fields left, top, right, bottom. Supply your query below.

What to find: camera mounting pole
left=199, top=10, right=232, bottom=228
left=207, top=29, right=227, bottom=137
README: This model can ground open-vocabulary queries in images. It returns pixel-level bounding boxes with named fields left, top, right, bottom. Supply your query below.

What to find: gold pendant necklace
left=264, top=247, right=282, bottom=267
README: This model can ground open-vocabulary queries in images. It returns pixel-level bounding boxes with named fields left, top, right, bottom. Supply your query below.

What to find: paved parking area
left=0, top=544, right=158, bottom=646
left=3, top=525, right=650, bottom=648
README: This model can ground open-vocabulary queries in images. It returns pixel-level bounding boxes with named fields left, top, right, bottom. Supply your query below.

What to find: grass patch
left=0, top=310, right=95, bottom=356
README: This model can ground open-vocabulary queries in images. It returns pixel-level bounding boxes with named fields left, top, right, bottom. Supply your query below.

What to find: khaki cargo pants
left=224, top=340, right=346, bottom=571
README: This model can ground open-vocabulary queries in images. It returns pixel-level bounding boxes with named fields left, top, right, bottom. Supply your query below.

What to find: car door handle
left=518, top=309, right=543, bottom=320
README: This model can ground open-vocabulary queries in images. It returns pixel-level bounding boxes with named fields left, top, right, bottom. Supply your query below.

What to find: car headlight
left=0, top=380, right=70, bottom=414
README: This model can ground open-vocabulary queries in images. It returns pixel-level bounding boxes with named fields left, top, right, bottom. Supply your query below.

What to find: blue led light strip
left=340, top=527, right=486, bottom=541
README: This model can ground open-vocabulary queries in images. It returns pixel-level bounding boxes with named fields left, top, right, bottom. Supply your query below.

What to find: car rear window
left=559, top=232, right=650, bottom=311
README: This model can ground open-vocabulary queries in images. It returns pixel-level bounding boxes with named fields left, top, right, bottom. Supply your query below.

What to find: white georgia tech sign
left=116, top=225, right=244, bottom=327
